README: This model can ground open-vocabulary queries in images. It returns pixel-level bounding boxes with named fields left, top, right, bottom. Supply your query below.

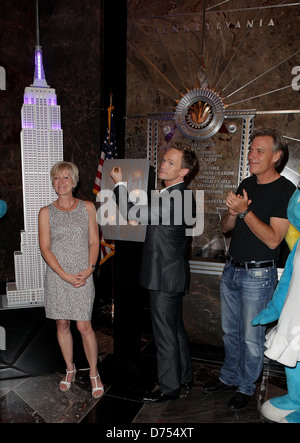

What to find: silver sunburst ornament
left=175, top=87, right=225, bottom=141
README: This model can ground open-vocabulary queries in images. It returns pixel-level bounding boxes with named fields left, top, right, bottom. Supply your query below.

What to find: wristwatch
left=238, top=207, right=250, bottom=219
left=90, top=264, right=96, bottom=270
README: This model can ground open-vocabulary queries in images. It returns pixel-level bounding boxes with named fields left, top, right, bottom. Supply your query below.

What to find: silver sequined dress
left=44, top=199, right=95, bottom=321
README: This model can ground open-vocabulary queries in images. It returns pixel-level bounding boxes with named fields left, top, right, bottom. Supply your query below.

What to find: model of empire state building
left=5, top=42, right=63, bottom=306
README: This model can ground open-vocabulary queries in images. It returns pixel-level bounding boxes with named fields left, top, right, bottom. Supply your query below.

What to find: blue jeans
left=220, top=261, right=277, bottom=395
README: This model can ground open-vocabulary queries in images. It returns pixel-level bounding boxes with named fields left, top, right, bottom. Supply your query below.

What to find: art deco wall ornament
left=175, top=87, right=225, bottom=140
left=129, top=3, right=300, bottom=146
left=130, top=40, right=226, bottom=142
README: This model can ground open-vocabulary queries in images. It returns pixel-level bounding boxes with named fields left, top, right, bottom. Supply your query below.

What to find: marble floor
left=0, top=322, right=288, bottom=426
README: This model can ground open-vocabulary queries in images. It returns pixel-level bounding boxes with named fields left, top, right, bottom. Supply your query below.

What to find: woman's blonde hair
left=50, top=161, right=79, bottom=188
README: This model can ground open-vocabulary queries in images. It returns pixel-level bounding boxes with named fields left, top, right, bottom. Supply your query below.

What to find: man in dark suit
left=111, top=141, right=199, bottom=402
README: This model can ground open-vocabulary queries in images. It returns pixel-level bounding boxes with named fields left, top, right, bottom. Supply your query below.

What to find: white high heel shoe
left=90, top=373, right=104, bottom=399
left=59, top=365, right=77, bottom=392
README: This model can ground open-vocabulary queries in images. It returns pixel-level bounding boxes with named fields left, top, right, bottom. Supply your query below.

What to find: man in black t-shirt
left=202, top=129, right=295, bottom=411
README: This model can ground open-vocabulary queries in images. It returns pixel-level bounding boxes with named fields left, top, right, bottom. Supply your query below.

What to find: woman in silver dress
left=38, top=161, right=103, bottom=399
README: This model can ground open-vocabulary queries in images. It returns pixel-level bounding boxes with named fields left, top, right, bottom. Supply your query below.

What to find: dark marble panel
left=0, top=376, right=30, bottom=397
left=81, top=394, right=143, bottom=424
left=132, top=360, right=270, bottom=424
left=184, top=271, right=224, bottom=347
left=0, top=307, right=64, bottom=378
left=0, top=390, right=45, bottom=423
left=14, top=371, right=103, bottom=423
left=0, top=327, right=290, bottom=424
left=158, top=388, right=262, bottom=423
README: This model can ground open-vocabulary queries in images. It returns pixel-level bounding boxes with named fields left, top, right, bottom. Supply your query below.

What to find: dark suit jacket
left=114, top=181, right=195, bottom=293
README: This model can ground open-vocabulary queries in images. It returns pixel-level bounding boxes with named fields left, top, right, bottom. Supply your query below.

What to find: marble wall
left=126, top=0, right=300, bottom=251
left=125, top=0, right=300, bottom=346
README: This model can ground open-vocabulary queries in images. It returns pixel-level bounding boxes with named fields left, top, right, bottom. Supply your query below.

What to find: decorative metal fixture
left=227, top=123, right=237, bottom=133
left=175, top=88, right=225, bottom=140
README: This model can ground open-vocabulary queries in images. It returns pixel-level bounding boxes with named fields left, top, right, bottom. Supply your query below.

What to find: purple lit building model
left=5, top=26, right=63, bottom=306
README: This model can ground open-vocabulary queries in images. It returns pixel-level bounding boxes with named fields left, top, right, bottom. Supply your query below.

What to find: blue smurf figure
left=0, top=199, right=7, bottom=218
left=252, top=181, right=300, bottom=423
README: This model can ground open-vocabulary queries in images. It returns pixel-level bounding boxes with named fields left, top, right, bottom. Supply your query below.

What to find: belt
left=227, top=257, right=276, bottom=269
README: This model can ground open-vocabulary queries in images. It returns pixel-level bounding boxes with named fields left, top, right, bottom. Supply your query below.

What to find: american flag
left=94, top=102, right=117, bottom=264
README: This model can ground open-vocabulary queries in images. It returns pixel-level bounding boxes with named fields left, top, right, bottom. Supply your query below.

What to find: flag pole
left=94, top=92, right=117, bottom=320
left=108, top=91, right=114, bottom=144
left=107, top=91, right=115, bottom=321
left=110, top=91, right=114, bottom=321
left=109, top=92, right=115, bottom=321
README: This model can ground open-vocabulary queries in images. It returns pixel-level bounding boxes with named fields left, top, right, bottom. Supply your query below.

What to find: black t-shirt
left=229, top=175, right=295, bottom=262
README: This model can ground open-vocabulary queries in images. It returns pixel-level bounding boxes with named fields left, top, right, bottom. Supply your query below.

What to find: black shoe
left=227, top=392, right=253, bottom=411
left=142, top=389, right=179, bottom=403
left=201, top=378, right=236, bottom=393
left=181, top=381, right=193, bottom=390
